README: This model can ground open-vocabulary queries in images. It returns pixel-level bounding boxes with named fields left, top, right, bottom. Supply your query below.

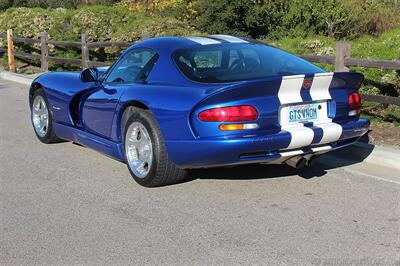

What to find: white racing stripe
left=277, top=73, right=344, bottom=149
left=311, top=145, right=332, bottom=152
left=277, top=75, right=305, bottom=104
left=309, top=72, right=334, bottom=101
left=307, top=72, right=343, bottom=145
left=186, top=37, right=221, bottom=45
left=315, top=122, right=343, bottom=144
left=278, top=74, right=313, bottom=149
left=210, top=34, right=248, bottom=43
left=279, top=150, right=304, bottom=157
left=279, top=145, right=332, bottom=158
left=282, top=123, right=314, bottom=150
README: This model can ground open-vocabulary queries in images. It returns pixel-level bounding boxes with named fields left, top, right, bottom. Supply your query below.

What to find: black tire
left=124, top=108, right=187, bottom=187
left=31, top=89, right=61, bottom=144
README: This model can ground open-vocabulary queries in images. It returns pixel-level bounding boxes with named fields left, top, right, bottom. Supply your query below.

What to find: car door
left=81, top=48, right=158, bottom=139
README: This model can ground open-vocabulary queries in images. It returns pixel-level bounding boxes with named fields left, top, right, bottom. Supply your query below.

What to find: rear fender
left=113, top=83, right=212, bottom=143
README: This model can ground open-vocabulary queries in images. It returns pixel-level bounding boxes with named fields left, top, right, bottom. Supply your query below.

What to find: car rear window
left=173, top=43, right=324, bottom=83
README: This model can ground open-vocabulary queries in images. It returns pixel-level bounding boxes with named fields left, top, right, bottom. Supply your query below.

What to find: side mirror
left=80, top=68, right=99, bottom=82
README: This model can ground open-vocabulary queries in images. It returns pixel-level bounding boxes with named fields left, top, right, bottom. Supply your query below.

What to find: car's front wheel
left=124, top=108, right=187, bottom=187
left=31, top=89, right=61, bottom=144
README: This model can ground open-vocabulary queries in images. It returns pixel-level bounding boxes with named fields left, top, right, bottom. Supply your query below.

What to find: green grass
left=350, top=29, right=400, bottom=60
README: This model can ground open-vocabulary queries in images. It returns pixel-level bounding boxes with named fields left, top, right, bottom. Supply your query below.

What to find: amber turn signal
left=219, top=123, right=259, bottom=131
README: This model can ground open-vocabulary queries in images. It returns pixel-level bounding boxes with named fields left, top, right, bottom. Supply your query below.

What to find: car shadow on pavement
left=186, top=163, right=328, bottom=182
left=317, top=135, right=375, bottom=170
left=185, top=138, right=375, bottom=183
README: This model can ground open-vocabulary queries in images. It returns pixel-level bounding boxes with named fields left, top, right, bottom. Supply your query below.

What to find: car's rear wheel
left=31, top=89, right=61, bottom=144
left=124, top=108, right=187, bottom=187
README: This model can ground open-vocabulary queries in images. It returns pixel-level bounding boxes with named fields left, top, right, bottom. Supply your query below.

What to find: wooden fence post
left=335, top=42, right=351, bottom=72
left=81, top=33, right=89, bottom=69
left=7, top=29, right=15, bottom=72
left=40, top=32, right=49, bottom=72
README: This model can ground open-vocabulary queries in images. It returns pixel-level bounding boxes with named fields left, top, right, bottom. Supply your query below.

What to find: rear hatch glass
left=173, top=43, right=324, bottom=83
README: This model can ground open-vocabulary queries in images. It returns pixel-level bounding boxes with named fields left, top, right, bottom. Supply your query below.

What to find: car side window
left=105, top=49, right=157, bottom=84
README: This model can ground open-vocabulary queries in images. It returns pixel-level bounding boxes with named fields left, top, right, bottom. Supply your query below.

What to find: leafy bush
left=362, top=101, right=400, bottom=125
left=351, top=0, right=400, bottom=36
left=359, top=85, right=380, bottom=95
left=385, top=104, right=400, bottom=123
left=192, top=0, right=400, bottom=39
left=0, top=0, right=11, bottom=10
left=116, top=0, right=180, bottom=16
left=0, top=0, right=119, bottom=10
left=0, top=7, right=62, bottom=37
left=192, top=0, right=289, bottom=38
left=281, top=0, right=356, bottom=39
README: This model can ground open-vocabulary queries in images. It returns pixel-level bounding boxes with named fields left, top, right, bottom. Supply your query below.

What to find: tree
left=0, top=0, right=12, bottom=11
left=26, top=0, right=47, bottom=8
left=193, top=0, right=290, bottom=38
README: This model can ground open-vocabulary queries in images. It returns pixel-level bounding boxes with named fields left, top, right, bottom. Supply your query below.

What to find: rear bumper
left=165, top=118, right=370, bottom=169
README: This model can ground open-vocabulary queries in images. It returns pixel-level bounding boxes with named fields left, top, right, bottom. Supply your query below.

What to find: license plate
left=288, top=103, right=318, bottom=122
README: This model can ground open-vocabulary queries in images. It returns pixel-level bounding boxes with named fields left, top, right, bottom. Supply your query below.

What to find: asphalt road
left=1, top=79, right=399, bottom=265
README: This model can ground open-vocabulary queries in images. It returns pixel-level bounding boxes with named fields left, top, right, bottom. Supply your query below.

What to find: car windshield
left=173, top=43, right=324, bottom=83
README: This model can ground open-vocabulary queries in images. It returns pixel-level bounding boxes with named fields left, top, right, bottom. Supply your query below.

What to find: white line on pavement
left=344, top=167, right=400, bottom=185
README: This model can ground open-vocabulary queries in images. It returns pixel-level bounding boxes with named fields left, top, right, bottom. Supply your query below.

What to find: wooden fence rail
left=300, top=54, right=400, bottom=70
left=0, top=30, right=134, bottom=70
left=0, top=30, right=399, bottom=105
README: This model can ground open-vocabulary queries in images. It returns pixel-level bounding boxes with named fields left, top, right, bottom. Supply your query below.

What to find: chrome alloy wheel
left=32, top=95, right=49, bottom=138
left=125, top=122, right=153, bottom=178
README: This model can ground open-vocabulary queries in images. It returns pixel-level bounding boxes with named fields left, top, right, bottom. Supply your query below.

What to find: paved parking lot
left=1, top=79, right=399, bottom=265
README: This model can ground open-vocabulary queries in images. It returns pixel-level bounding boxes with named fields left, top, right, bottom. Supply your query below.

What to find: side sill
left=53, top=122, right=125, bottom=161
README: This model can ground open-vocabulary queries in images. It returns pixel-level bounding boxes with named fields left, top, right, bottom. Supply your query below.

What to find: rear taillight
left=198, top=105, right=258, bottom=122
left=348, top=91, right=361, bottom=116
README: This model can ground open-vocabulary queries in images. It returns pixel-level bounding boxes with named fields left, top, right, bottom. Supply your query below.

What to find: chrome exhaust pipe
left=286, top=156, right=307, bottom=169
left=307, top=155, right=320, bottom=167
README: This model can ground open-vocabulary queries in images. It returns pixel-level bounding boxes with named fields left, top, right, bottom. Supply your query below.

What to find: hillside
left=0, top=1, right=399, bottom=124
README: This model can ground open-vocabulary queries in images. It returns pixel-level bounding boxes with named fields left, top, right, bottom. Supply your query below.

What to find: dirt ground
left=364, top=121, right=400, bottom=148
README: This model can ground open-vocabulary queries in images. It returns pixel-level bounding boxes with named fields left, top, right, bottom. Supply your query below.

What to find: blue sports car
left=30, top=34, right=370, bottom=187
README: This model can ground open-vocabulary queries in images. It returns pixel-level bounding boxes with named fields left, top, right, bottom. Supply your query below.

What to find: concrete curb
left=353, top=142, right=400, bottom=170
left=0, top=71, right=35, bottom=86
left=320, top=141, right=400, bottom=171
left=1, top=71, right=399, bottom=170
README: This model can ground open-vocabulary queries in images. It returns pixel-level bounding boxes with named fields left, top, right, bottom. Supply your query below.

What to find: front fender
left=31, top=72, right=95, bottom=125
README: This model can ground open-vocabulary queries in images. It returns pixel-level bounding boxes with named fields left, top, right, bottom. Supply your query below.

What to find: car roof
left=127, top=35, right=259, bottom=54
left=121, top=35, right=263, bottom=86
